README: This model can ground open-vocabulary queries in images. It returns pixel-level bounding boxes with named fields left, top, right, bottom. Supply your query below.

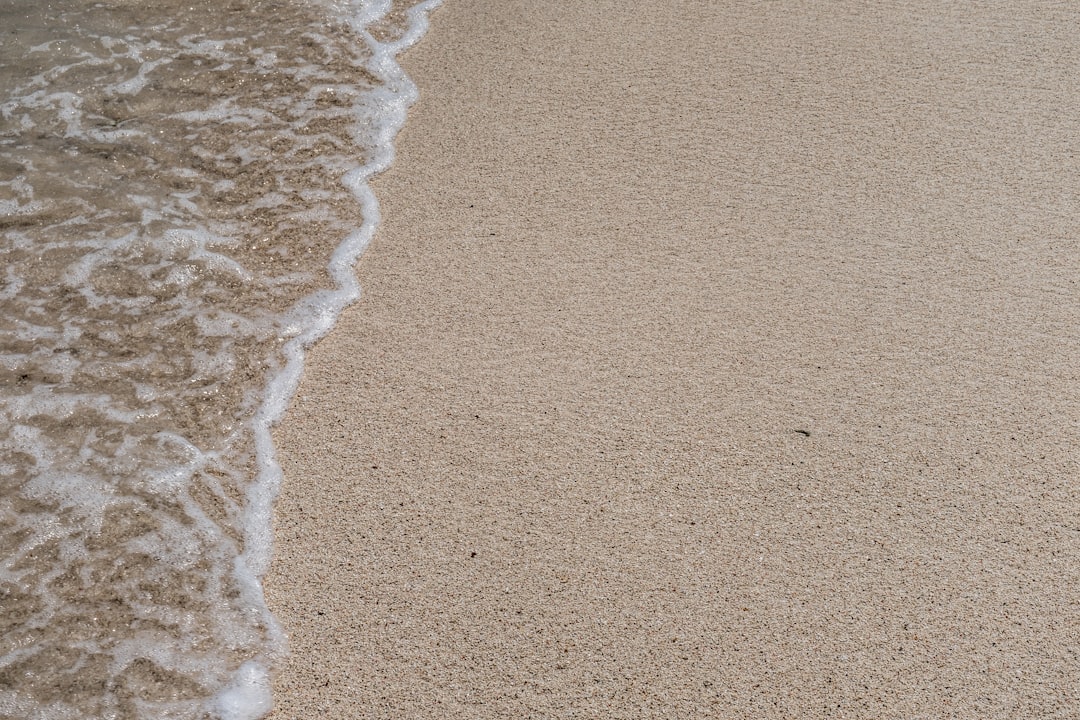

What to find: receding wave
left=0, top=0, right=439, bottom=717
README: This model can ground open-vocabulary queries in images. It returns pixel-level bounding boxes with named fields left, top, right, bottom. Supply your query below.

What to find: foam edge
left=205, top=1, right=444, bottom=717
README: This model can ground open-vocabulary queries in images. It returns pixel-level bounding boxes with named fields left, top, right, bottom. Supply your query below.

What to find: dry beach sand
left=266, top=1, right=1080, bottom=717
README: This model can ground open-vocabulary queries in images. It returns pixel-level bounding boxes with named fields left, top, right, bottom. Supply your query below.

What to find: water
left=0, top=0, right=439, bottom=717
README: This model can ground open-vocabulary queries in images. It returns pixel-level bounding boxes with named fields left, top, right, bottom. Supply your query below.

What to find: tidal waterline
left=0, top=0, right=438, bottom=717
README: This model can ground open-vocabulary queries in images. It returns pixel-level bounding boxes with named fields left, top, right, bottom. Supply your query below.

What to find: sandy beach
left=266, top=1, right=1080, bottom=717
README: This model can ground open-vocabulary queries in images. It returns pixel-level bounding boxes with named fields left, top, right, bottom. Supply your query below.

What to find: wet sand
left=266, top=1, right=1080, bottom=717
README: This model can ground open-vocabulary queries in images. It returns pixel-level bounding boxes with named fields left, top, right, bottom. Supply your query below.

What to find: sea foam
left=0, top=0, right=440, bottom=717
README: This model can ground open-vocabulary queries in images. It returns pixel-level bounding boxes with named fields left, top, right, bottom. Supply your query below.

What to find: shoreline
left=267, top=1, right=1080, bottom=717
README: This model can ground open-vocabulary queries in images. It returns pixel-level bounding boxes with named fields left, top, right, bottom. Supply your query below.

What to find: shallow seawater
left=0, top=0, right=436, bottom=717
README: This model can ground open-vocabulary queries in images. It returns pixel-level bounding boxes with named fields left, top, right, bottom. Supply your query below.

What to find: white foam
left=241, top=0, right=444, bottom=579
left=173, top=99, right=276, bottom=126
left=208, top=662, right=273, bottom=720
left=0, top=1, right=444, bottom=717
left=23, top=471, right=115, bottom=519
left=102, top=48, right=170, bottom=96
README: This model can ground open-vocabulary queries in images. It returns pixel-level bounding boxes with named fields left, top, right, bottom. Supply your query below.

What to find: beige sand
left=266, top=1, right=1080, bottom=717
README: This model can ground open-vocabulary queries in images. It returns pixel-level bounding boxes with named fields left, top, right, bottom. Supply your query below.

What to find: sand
left=265, top=1, right=1080, bottom=717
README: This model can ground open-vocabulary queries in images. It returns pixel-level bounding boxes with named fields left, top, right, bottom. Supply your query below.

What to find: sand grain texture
left=267, top=1, right=1080, bottom=717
